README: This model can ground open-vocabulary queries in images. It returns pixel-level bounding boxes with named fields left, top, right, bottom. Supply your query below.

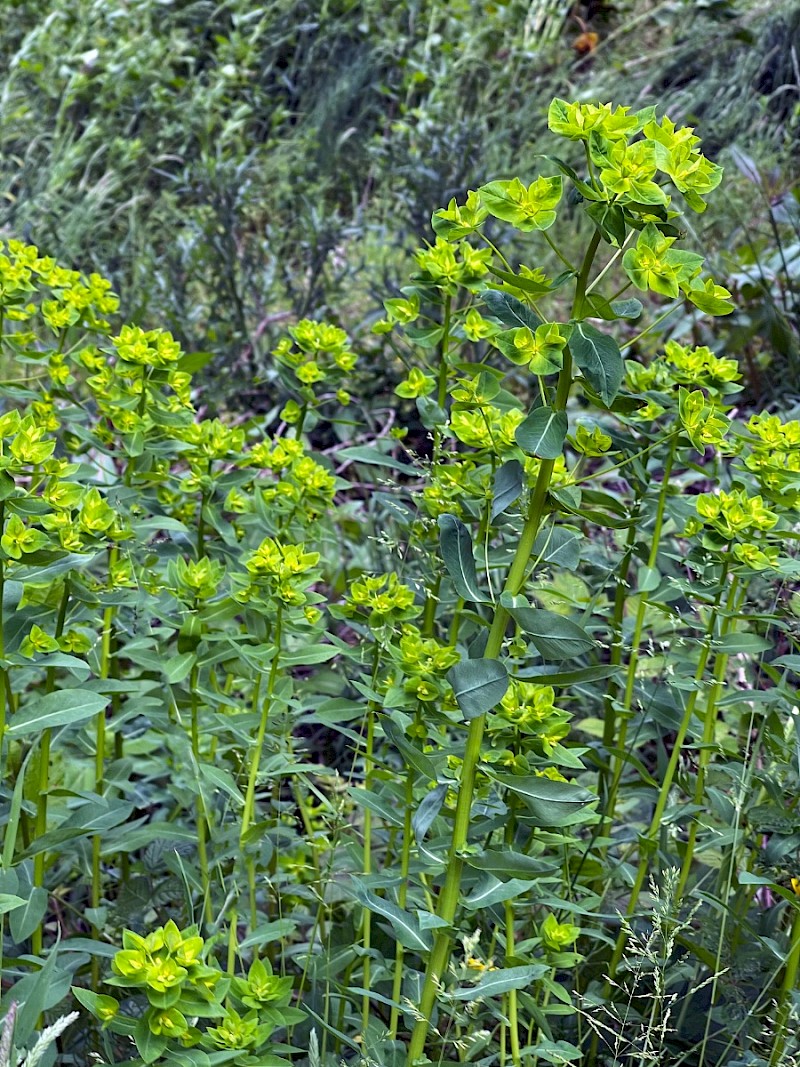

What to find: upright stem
left=360, top=646, right=381, bottom=1037
left=31, top=578, right=71, bottom=957
left=602, top=441, right=676, bottom=830
left=603, top=560, right=732, bottom=989
left=0, top=504, right=7, bottom=787
left=190, top=659, right=212, bottom=925
left=240, top=607, right=283, bottom=934
left=675, top=577, right=741, bottom=901
left=389, top=761, right=415, bottom=1040
left=91, top=547, right=118, bottom=985
left=504, top=797, right=521, bottom=1067
left=407, top=231, right=600, bottom=1062
left=597, top=517, right=638, bottom=809
left=770, top=905, right=800, bottom=1066
left=423, top=295, right=453, bottom=633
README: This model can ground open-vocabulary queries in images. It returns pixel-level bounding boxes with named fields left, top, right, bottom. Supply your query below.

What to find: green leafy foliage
left=0, top=85, right=798, bottom=1067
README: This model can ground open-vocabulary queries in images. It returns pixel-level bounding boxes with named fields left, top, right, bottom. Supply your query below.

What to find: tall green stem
left=770, top=905, right=800, bottom=1066
left=602, top=441, right=676, bottom=830
left=240, top=606, right=283, bottom=933
left=31, top=578, right=70, bottom=957
left=0, top=505, right=7, bottom=786
left=389, top=764, right=415, bottom=1040
left=603, top=560, right=732, bottom=989
left=675, top=577, right=741, bottom=901
left=423, top=295, right=453, bottom=634
left=407, top=230, right=600, bottom=1061
left=597, top=517, right=638, bottom=810
left=190, top=659, right=212, bottom=925
left=360, top=646, right=382, bottom=1037
left=91, top=547, right=119, bottom=985
left=503, top=798, right=521, bottom=1067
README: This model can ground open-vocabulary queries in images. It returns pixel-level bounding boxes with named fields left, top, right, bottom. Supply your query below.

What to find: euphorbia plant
left=376, top=97, right=736, bottom=1064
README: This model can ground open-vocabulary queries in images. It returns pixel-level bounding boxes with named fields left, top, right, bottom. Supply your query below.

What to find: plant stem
left=407, top=231, right=600, bottom=1061
left=675, top=576, right=741, bottom=901
left=240, top=606, right=283, bottom=935
left=602, top=440, right=676, bottom=829
left=356, top=642, right=383, bottom=1032
left=31, top=578, right=70, bottom=957
left=389, top=762, right=415, bottom=1040
left=770, top=907, right=800, bottom=1065
left=91, top=548, right=118, bottom=987
left=597, top=516, right=638, bottom=810
left=504, top=798, right=521, bottom=1067
left=602, top=559, right=732, bottom=990
left=190, top=659, right=212, bottom=925
left=360, top=693, right=378, bottom=1037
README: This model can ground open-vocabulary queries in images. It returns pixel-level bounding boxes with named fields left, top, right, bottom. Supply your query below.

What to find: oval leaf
left=351, top=884, right=432, bottom=952
left=487, top=771, right=597, bottom=827
left=438, top=514, right=486, bottom=603
left=9, top=689, right=110, bottom=736
left=451, top=964, right=549, bottom=1000
left=448, top=658, right=509, bottom=720
left=570, top=322, right=623, bottom=405
left=482, top=289, right=541, bottom=332
left=533, top=525, right=583, bottom=570
left=516, top=407, right=568, bottom=459
left=491, top=460, right=523, bottom=520
left=501, top=594, right=595, bottom=660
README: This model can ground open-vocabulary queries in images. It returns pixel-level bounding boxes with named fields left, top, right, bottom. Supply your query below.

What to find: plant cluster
left=1, top=95, right=800, bottom=1067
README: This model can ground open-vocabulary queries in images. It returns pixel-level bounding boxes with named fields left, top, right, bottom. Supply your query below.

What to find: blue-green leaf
left=351, top=884, right=432, bottom=952
left=491, top=460, right=524, bottom=520
left=463, top=875, right=537, bottom=910
left=9, top=689, right=110, bottom=736
left=501, top=594, right=595, bottom=660
left=482, top=290, right=541, bottom=332
left=515, top=407, right=568, bottom=459
left=439, top=514, right=486, bottom=603
left=451, top=964, right=549, bottom=1000
left=533, top=525, right=583, bottom=570
left=486, top=771, right=596, bottom=827
left=448, top=658, right=509, bottom=719
left=570, top=322, right=623, bottom=405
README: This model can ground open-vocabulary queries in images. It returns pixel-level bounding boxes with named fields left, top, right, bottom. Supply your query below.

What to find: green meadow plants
left=2, top=96, right=800, bottom=1067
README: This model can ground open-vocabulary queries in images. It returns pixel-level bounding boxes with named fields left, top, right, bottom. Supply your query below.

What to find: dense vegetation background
left=0, top=0, right=797, bottom=403
left=0, top=2, right=799, bottom=1067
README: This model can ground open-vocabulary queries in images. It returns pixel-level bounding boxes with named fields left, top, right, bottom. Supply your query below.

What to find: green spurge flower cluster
left=75, top=921, right=300, bottom=1064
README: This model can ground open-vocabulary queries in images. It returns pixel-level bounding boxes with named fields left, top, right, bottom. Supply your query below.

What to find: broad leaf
left=9, top=689, right=110, bottom=736
left=515, top=407, right=568, bottom=459
left=8, top=940, right=63, bottom=1044
left=438, top=514, right=486, bottom=603
left=448, top=658, right=509, bottom=719
left=488, top=266, right=575, bottom=294
left=9, top=887, right=47, bottom=941
left=532, top=525, right=583, bottom=570
left=463, top=874, right=537, bottom=910
left=487, top=771, right=597, bottom=827
left=501, top=594, right=595, bottom=660
left=337, top=446, right=419, bottom=475
left=569, top=322, right=623, bottom=405
left=491, top=460, right=523, bottom=520
left=585, top=201, right=626, bottom=246
left=482, top=289, right=541, bottom=332
left=412, top=783, right=448, bottom=844
left=451, top=964, right=549, bottom=1000
left=466, top=848, right=557, bottom=878
left=351, top=884, right=432, bottom=952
